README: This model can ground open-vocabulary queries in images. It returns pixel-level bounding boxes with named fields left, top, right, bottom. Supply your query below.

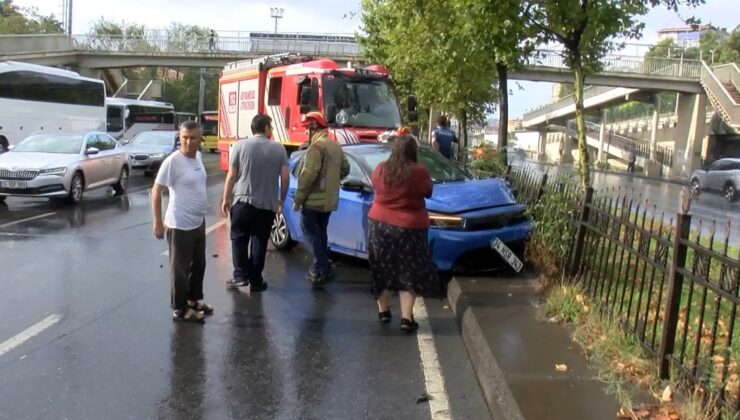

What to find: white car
left=0, top=132, right=130, bottom=205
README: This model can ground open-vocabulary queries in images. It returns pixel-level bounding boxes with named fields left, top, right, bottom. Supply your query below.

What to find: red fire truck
left=216, top=53, right=414, bottom=171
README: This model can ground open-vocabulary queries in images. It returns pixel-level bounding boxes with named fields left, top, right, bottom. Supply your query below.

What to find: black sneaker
left=378, top=310, right=392, bottom=323
left=400, top=318, right=419, bottom=332
left=250, top=282, right=268, bottom=293
left=226, top=278, right=249, bottom=289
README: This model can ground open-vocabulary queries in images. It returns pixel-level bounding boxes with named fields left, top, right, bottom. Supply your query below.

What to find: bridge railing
left=583, top=121, right=673, bottom=167
left=527, top=50, right=702, bottom=79
left=0, top=34, right=74, bottom=55
left=70, top=34, right=361, bottom=57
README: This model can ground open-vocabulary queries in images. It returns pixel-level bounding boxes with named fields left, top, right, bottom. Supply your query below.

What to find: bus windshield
left=322, top=75, right=401, bottom=129
left=200, top=113, right=218, bottom=135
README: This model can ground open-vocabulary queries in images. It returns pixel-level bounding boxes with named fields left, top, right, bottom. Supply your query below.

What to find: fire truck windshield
left=322, top=75, right=402, bottom=129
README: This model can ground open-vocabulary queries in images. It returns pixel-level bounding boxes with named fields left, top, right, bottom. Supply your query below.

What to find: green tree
left=719, top=27, right=740, bottom=64
left=522, top=0, right=704, bottom=189
left=162, top=69, right=217, bottom=113
left=0, top=0, right=62, bottom=34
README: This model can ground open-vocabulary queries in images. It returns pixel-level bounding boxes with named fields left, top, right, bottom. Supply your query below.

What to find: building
left=657, top=24, right=711, bottom=48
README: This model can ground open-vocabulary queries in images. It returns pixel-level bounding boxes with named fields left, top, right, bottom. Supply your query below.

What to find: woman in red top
left=368, top=134, right=440, bottom=332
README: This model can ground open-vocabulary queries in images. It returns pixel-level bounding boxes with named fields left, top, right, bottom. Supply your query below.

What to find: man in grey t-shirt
left=221, top=114, right=289, bottom=292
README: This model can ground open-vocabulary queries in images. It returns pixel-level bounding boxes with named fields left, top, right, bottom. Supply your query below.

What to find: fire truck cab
left=217, top=53, right=413, bottom=171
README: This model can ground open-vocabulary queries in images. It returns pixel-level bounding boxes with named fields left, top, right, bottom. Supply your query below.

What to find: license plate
left=491, top=238, right=524, bottom=272
left=0, top=181, right=27, bottom=189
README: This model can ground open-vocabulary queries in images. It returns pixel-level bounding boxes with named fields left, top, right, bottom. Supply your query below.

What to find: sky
left=14, top=0, right=740, bottom=119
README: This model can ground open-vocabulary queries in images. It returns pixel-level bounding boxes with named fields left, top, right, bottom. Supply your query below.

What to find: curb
left=447, top=279, right=525, bottom=420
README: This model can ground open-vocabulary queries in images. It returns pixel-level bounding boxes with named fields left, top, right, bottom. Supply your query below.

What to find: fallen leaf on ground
left=660, top=385, right=672, bottom=402
left=555, top=364, right=568, bottom=372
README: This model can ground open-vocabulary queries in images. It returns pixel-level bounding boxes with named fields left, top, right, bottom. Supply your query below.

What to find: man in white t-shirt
left=152, top=121, right=211, bottom=322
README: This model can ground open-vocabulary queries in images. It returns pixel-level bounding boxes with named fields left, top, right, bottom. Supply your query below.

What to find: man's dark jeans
left=230, top=202, right=275, bottom=286
left=301, top=209, right=332, bottom=277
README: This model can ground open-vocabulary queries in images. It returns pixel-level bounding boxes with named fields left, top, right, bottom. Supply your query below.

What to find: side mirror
left=326, top=105, right=337, bottom=124
left=341, top=177, right=371, bottom=193
left=85, top=147, right=100, bottom=155
left=408, top=111, right=419, bottom=123
left=407, top=95, right=418, bottom=112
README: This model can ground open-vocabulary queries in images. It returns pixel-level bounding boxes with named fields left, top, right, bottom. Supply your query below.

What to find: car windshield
left=323, top=75, right=402, bottom=129
left=14, top=135, right=83, bottom=154
left=131, top=132, right=176, bottom=147
left=359, top=147, right=469, bottom=183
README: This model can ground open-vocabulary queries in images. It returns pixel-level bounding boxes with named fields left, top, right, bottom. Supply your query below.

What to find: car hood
left=125, top=145, right=173, bottom=154
left=426, top=178, right=517, bottom=214
left=0, top=152, right=79, bottom=170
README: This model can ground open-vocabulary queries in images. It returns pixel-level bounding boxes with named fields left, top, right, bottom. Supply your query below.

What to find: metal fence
left=508, top=164, right=740, bottom=415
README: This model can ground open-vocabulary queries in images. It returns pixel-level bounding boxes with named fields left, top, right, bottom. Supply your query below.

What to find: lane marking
left=414, top=299, right=452, bottom=420
left=0, top=211, right=56, bottom=228
left=0, top=314, right=62, bottom=358
left=161, top=219, right=228, bottom=256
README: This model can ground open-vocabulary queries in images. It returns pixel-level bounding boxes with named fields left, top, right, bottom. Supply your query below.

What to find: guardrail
left=583, top=121, right=674, bottom=168
left=528, top=50, right=702, bottom=78
left=70, top=34, right=361, bottom=57
left=0, top=34, right=74, bottom=55
left=524, top=85, right=624, bottom=123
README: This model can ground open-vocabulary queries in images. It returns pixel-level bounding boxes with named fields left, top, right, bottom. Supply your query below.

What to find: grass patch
left=543, top=284, right=739, bottom=420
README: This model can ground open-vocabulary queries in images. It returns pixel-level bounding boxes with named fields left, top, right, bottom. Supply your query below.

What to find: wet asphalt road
left=0, top=154, right=491, bottom=420
left=509, top=151, right=740, bottom=245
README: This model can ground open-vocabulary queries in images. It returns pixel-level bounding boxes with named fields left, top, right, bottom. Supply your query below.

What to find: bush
left=467, top=144, right=507, bottom=178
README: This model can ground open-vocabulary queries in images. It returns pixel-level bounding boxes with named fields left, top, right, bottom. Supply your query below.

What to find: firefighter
left=293, top=111, right=350, bottom=288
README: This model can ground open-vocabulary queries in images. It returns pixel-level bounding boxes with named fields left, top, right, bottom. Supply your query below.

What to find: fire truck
left=216, top=53, right=415, bottom=171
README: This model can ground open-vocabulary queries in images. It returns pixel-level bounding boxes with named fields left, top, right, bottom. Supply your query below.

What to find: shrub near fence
left=507, top=164, right=740, bottom=415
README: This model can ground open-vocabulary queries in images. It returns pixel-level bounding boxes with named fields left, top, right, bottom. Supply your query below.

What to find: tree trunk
left=461, top=109, right=468, bottom=164
left=572, top=61, right=591, bottom=189
left=497, top=63, right=508, bottom=166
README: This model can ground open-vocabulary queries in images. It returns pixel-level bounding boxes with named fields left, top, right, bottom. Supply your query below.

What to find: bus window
left=107, top=106, right=124, bottom=133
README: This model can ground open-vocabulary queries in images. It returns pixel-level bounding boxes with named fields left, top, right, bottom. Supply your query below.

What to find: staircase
left=700, top=62, right=740, bottom=131
left=722, top=82, right=740, bottom=103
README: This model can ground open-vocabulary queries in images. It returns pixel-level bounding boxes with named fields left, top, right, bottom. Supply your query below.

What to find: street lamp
left=270, top=7, right=284, bottom=34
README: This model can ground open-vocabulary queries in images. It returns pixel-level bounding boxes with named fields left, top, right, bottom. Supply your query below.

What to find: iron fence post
left=658, top=210, right=692, bottom=378
left=536, top=173, right=549, bottom=200
left=568, top=187, right=594, bottom=276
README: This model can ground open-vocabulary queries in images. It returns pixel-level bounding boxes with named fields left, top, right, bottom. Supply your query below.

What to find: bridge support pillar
left=559, top=133, right=574, bottom=164
left=537, top=130, right=547, bottom=162
left=670, top=93, right=707, bottom=178
left=597, top=110, right=607, bottom=164
left=644, top=96, right=663, bottom=177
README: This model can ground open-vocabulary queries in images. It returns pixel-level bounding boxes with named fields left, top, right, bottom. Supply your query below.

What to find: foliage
left=467, top=144, right=507, bottom=178
left=0, top=0, right=62, bottom=34
left=526, top=183, right=579, bottom=281
left=521, top=0, right=705, bottom=190
left=163, top=70, right=217, bottom=113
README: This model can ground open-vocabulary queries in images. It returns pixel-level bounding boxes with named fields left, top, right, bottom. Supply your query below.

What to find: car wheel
left=270, top=212, right=297, bottom=250
left=722, top=182, right=737, bottom=203
left=690, top=178, right=701, bottom=197
left=113, top=167, right=129, bottom=196
left=65, top=172, right=84, bottom=205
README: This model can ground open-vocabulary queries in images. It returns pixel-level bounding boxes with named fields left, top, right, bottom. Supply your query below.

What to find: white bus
left=0, top=61, right=106, bottom=152
left=106, top=97, right=176, bottom=142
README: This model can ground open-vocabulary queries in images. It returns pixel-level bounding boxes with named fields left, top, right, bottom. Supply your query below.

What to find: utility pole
left=270, top=7, right=284, bottom=33
left=197, top=68, right=206, bottom=116
left=62, top=0, right=74, bottom=35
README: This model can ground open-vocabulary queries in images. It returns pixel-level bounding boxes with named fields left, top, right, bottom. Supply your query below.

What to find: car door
left=706, top=160, right=728, bottom=191
left=327, top=155, right=373, bottom=256
left=80, top=134, right=106, bottom=188
left=97, top=134, right=122, bottom=182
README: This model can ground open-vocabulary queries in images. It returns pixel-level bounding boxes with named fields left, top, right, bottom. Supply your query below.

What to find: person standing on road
left=627, top=147, right=636, bottom=173
left=368, top=133, right=440, bottom=333
left=221, top=114, right=289, bottom=293
left=431, top=116, right=458, bottom=160
left=293, top=111, right=350, bottom=288
left=152, top=121, right=212, bottom=323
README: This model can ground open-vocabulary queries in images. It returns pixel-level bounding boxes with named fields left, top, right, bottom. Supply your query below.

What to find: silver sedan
left=0, top=132, right=130, bottom=205
left=690, top=158, right=740, bottom=203
left=124, top=130, right=178, bottom=176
